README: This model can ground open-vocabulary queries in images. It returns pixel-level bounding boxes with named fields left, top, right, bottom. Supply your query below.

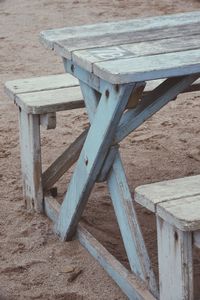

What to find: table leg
left=55, top=81, right=134, bottom=240
left=80, top=81, right=158, bottom=298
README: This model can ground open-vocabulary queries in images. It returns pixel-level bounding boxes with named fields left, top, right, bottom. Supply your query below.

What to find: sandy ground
left=1, top=0, right=200, bottom=299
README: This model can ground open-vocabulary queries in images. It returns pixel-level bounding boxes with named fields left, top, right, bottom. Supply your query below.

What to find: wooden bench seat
left=4, top=73, right=84, bottom=114
left=135, top=175, right=200, bottom=300
left=5, top=74, right=200, bottom=114
left=4, top=73, right=200, bottom=213
left=4, top=73, right=87, bottom=212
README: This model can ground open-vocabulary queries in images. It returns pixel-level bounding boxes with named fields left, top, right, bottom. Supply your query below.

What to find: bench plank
left=72, top=34, right=200, bottom=72
left=6, top=74, right=199, bottom=116
left=15, top=86, right=84, bottom=114
left=93, top=49, right=200, bottom=83
left=40, top=11, right=200, bottom=50
left=157, top=195, right=200, bottom=231
left=4, top=73, right=79, bottom=100
left=135, top=175, right=200, bottom=213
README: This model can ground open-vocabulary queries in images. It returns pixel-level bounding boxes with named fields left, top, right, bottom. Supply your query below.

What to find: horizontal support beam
left=42, top=74, right=200, bottom=192
left=145, top=78, right=200, bottom=95
left=115, top=74, right=200, bottom=143
left=77, top=225, right=156, bottom=300
left=44, top=196, right=156, bottom=300
left=42, top=128, right=89, bottom=192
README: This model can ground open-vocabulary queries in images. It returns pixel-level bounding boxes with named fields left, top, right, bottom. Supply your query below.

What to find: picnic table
left=40, top=11, right=200, bottom=300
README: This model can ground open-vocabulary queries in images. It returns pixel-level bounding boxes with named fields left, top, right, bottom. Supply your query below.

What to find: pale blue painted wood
left=55, top=80, right=134, bottom=240
left=72, top=34, right=200, bottom=73
left=96, top=145, right=118, bottom=182
left=157, top=217, right=193, bottom=300
left=79, top=81, right=100, bottom=123
left=93, top=49, right=200, bottom=84
left=44, top=196, right=156, bottom=300
left=63, top=58, right=111, bottom=94
left=64, top=61, right=200, bottom=145
left=40, top=11, right=200, bottom=50
left=108, top=152, right=158, bottom=297
left=115, top=74, right=200, bottom=143
left=80, top=80, right=158, bottom=296
left=19, top=110, right=43, bottom=212
left=77, top=224, right=157, bottom=300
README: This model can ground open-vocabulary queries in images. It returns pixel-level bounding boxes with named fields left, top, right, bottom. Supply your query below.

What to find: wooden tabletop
left=40, top=11, right=200, bottom=84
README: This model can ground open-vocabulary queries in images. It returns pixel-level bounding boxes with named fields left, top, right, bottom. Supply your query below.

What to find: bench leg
left=157, top=216, right=193, bottom=300
left=19, top=109, right=43, bottom=212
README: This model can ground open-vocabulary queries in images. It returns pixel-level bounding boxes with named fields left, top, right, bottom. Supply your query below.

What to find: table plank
left=40, top=11, right=200, bottom=50
left=93, top=49, right=200, bottom=83
left=54, top=23, right=200, bottom=60
left=72, top=33, right=200, bottom=72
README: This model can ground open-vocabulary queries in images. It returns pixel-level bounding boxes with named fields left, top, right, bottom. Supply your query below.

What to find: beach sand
left=1, top=0, right=200, bottom=299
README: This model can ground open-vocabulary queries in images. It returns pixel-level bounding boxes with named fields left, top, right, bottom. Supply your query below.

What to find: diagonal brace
left=55, top=81, right=135, bottom=240
left=80, top=80, right=158, bottom=298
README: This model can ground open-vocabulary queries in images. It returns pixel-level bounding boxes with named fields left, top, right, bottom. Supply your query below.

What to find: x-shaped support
left=54, top=60, right=199, bottom=298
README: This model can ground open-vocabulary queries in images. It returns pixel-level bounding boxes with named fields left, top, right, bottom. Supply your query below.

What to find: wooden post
left=55, top=82, right=134, bottom=240
left=80, top=80, right=158, bottom=297
left=157, top=216, right=193, bottom=300
left=19, top=109, right=43, bottom=212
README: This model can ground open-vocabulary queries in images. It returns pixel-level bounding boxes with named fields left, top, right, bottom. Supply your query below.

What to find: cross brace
left=45, top=61, right=199, bottom=299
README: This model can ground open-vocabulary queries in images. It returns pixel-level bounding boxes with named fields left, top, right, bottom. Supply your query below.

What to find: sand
left=1, top=0, right=200, bottom=299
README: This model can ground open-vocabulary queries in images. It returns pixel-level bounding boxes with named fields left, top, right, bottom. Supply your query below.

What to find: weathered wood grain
left=93, top=49, right=200, bottom=83
left=40, top=11, right=200, bottom=50
left=19, top=110, right=43, bottom=212
left=96, top=145, right=118, bottom=183
left=135, top=174, right=200, bottom=213
left=4, top=73, right=79, bottom=100
left=43, top=196, right=156, bottom=300
left=55, top=83, right=134, bottom=240
left=115, top=74, right=200, bottom=143
left=42, top=128, right=89, bottom=192
left=72, top=34, right=200, bottom=72
left=108, top=153, right=158, bottom=297
left=145, top=78, right=200, bottom=95
left=157, top=216, right=193, bottom=300
left=54, top=24, right=200, bottom=61
left=157, top=195, right=200, bottom=232
left=80, top=80, right=158, bottom=296
left=14, top=86, right=84, bottom=114
left=79, top=81, right=100, bottom=123
left=77, top=224, right=157, bottom=300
